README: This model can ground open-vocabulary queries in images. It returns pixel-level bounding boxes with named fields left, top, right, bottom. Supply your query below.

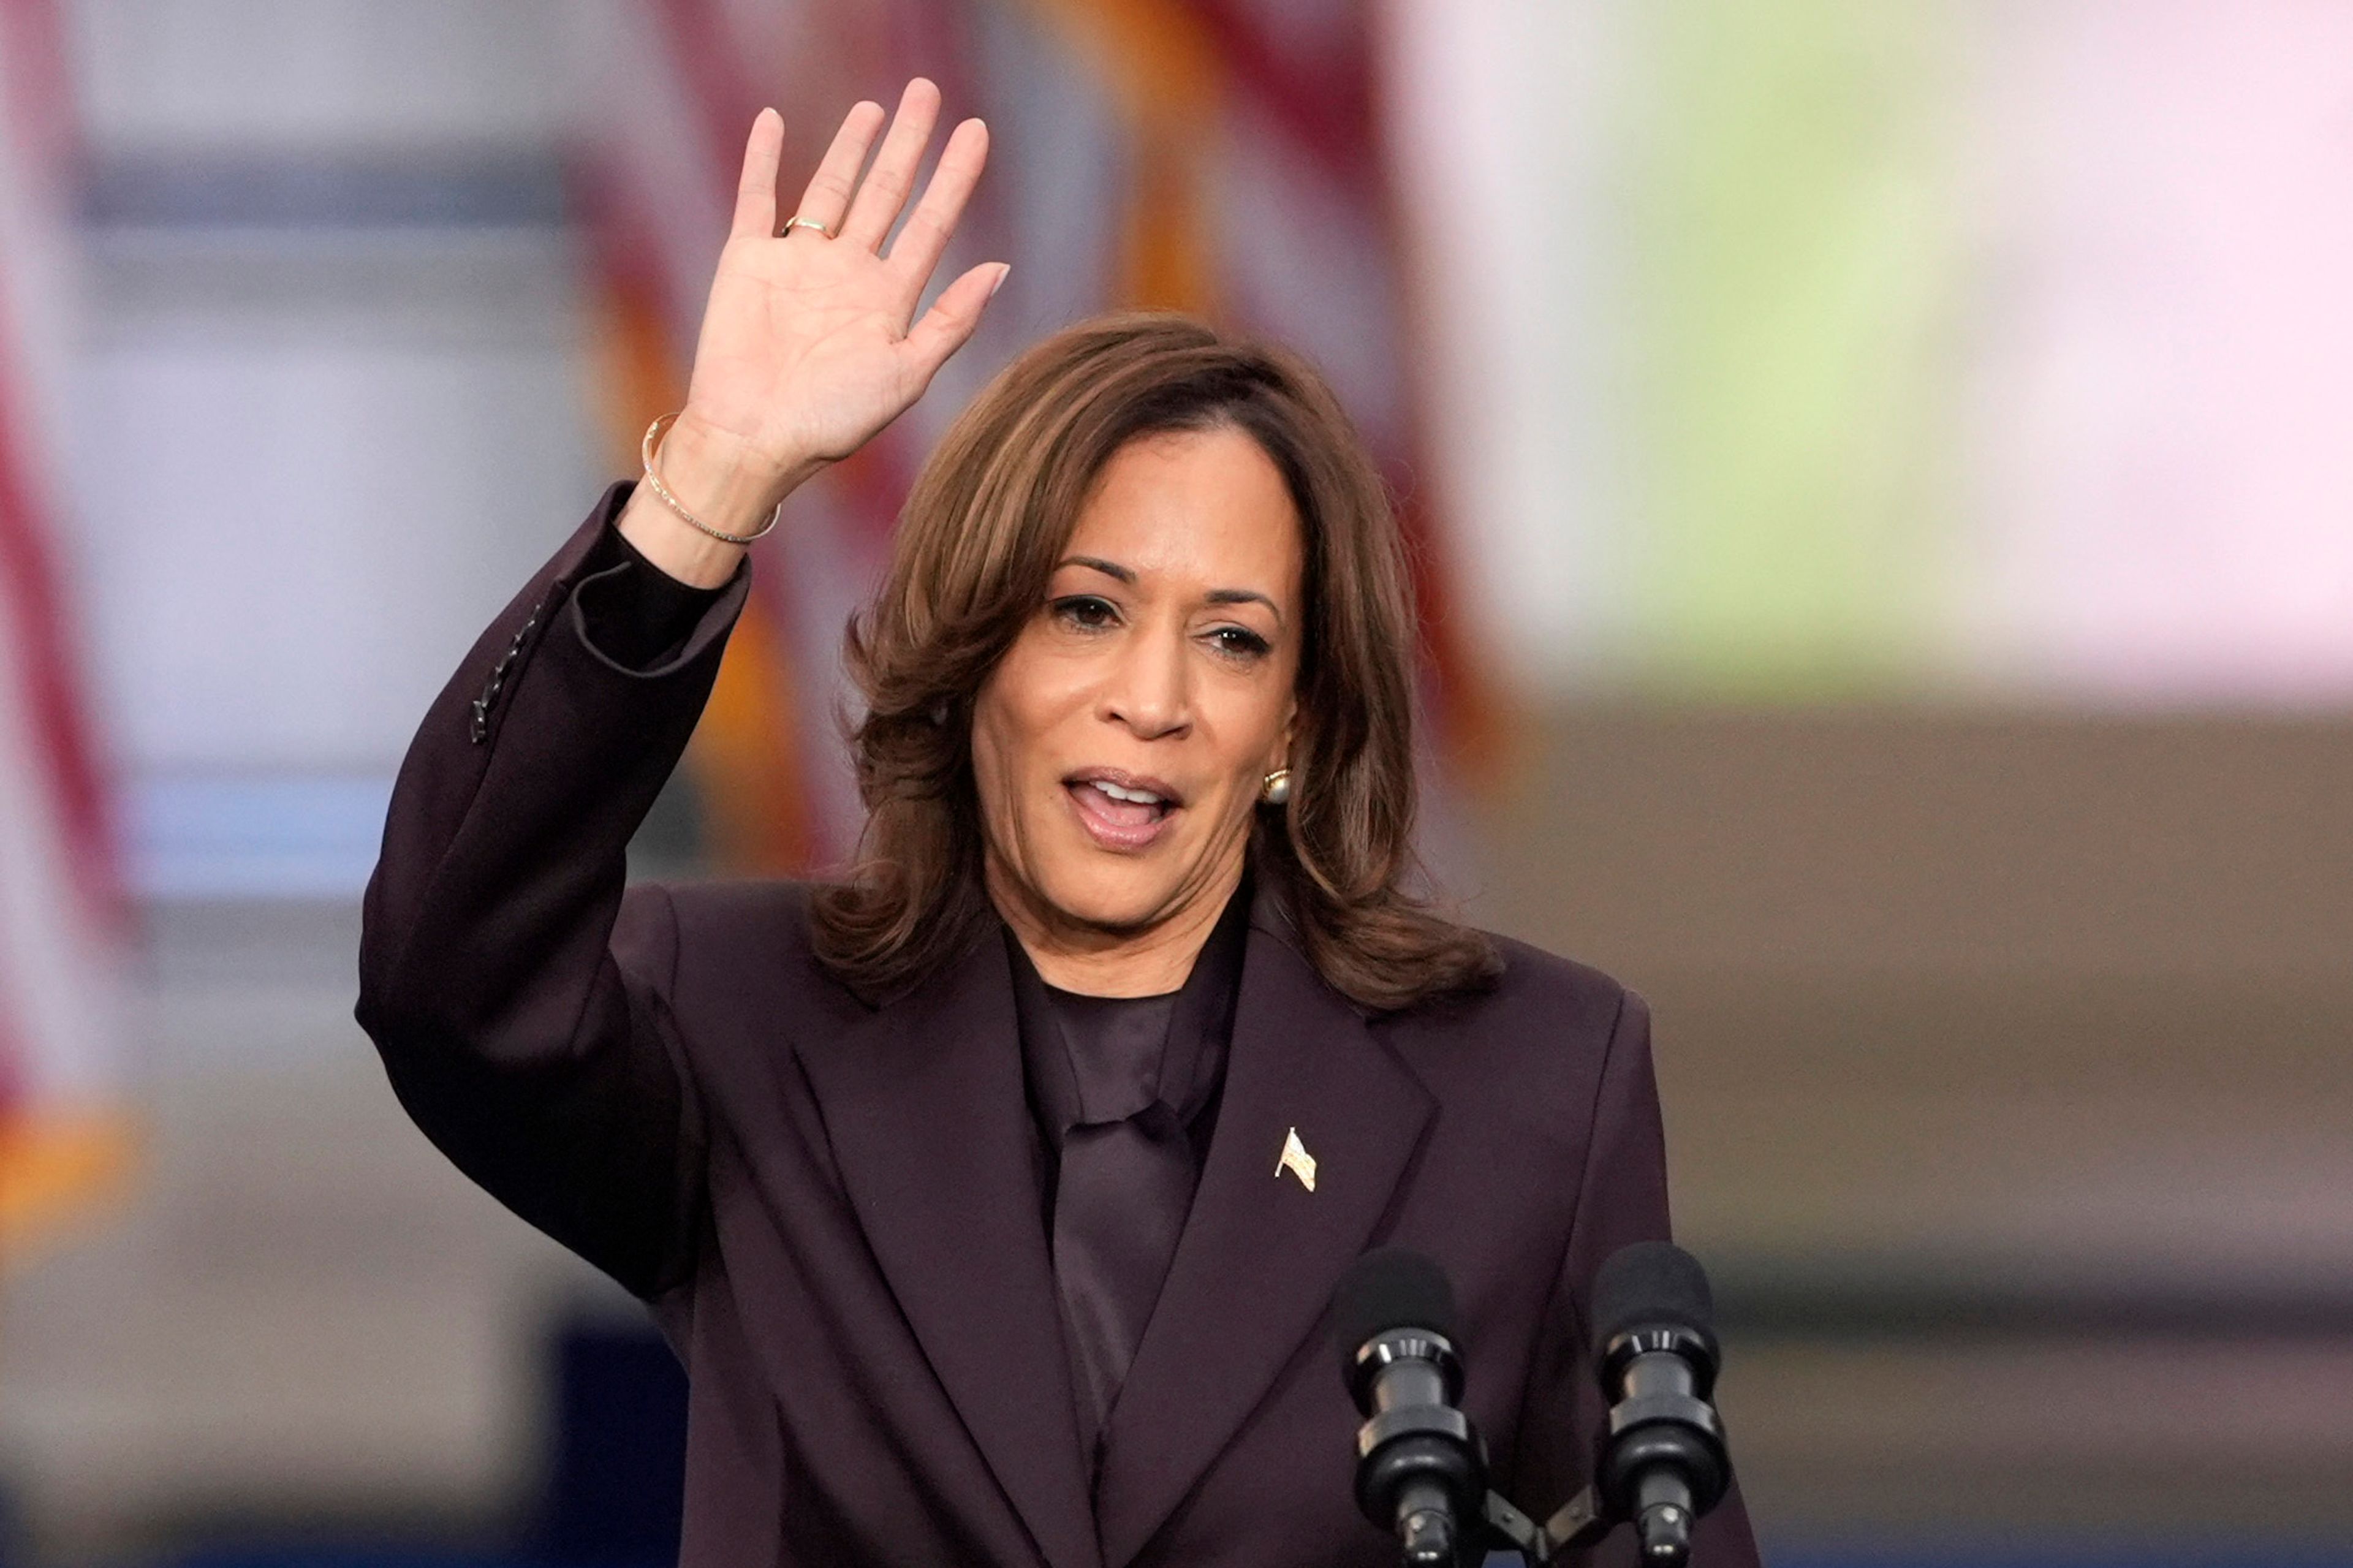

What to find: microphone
left=1332, top=1248, right=1485, bottom=1567
left=1588, top=1242, right=1732, bottom=1566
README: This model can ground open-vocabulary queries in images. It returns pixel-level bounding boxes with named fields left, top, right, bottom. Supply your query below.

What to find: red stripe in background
left=1184, top=0, right=1380, bottom=191
left=654, top=0, right=763, bottom=214
left=0, top=0, right=122, bottom=928
left=0, top=1008, right=23, bottom=1109
left=0, top=0, right=77, bottom=176
left=0, top=305, right=121, bottom=929
left=1182, top=0, right=1498, bottom=763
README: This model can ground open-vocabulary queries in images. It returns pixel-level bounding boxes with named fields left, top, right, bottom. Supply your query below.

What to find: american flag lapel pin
left=1276, top=1126, right=1317, bottom=1192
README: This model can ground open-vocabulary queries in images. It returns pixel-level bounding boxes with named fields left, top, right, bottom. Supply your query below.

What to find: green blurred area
left=1622, top=0, right=1966, bottom=694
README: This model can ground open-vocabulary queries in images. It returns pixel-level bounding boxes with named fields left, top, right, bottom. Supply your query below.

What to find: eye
left=1206, top=624, right=1273, bottom=661
left=1050, top=594, right=1120, bottom=631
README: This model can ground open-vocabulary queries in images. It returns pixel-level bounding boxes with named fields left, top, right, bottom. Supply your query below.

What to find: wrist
left=617, top=412, right=820, bottom=589
left=658, top=409, right=817, bottom=526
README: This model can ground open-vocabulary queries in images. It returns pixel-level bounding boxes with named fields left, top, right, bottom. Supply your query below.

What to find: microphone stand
left=1472, top=1484, right=1612, bottom=1566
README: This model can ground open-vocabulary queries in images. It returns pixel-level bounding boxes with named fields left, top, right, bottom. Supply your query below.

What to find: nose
left=1101, top=618, right=1191, bottom=740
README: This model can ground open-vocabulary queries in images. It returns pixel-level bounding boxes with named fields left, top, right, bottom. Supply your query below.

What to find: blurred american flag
left=0, top=0, right=127, bottom=1262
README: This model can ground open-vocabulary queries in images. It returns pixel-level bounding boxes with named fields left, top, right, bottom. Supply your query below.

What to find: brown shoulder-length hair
left=811, top=311, right=1499, bottom=1012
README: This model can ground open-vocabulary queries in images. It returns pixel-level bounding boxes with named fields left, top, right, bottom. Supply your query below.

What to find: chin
left=1036, top=857, right=1189, bottom=933
left=1049, top=866, right=1186, bottom=927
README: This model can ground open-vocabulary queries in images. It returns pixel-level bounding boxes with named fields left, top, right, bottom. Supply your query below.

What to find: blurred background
left=2, top=1, right=2350, bottom=1565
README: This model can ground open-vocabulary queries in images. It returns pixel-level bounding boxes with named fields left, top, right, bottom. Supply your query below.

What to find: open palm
left=680, top=80, right=1004, bottom=479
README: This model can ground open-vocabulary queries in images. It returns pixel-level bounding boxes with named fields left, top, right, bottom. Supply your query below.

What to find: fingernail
left=988, top=265, right=1010, bottom=298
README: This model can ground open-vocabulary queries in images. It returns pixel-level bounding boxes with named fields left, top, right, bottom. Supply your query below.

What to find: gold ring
left=781, top=216, right=835, bottom=238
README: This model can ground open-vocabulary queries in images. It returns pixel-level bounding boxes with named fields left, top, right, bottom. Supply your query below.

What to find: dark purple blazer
left=356, top=489, right=1761, bottom=1568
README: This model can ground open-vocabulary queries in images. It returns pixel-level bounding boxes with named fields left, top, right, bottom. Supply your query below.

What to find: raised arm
left=355, top=81, right=1004, bottom=1299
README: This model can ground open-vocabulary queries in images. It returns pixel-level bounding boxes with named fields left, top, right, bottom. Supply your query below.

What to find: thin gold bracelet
left=640, top=414, right=784, bottom=546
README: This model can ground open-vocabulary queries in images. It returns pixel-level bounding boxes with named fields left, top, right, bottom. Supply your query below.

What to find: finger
left=729, top=108, right=784, bottom=241
left=787, top=99, right=885, bottom=238
left=838, top=77, right=942, bottom=251
left=901, top=262, right=1009, bottom=381
left=884, top=117, right=988, bottom=297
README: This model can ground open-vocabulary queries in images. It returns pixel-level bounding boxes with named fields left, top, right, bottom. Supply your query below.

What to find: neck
left=990, top=858, right=1245, bottom=996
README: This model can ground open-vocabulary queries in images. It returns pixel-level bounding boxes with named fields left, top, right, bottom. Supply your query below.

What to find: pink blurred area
left=1967, top=0, right=2353, bottom=699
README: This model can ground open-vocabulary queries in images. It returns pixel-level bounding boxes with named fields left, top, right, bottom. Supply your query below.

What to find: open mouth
left=1064, top=771, right=1180, bottom=847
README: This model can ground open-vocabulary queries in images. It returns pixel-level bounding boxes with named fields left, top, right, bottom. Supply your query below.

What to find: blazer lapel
left=796, top=927, right=1101, bottom=1568
left=1091, top=896, right=1438, bottom=1567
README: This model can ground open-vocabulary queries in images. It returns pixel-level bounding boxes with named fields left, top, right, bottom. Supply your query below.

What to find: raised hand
left=621, top=79, right=1004, bottom=586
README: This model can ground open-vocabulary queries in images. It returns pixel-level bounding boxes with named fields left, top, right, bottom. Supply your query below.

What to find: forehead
left=1063, top=426, right=1303, bottom=599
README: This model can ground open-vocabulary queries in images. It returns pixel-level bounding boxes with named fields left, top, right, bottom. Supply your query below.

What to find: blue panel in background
left=129, top=774, right=395, bottom=900
left=536, top=1316, right=688, bottom=1568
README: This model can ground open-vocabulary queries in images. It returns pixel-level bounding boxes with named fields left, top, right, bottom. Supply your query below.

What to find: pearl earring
left=1260, top=768, right=1293, bottom=806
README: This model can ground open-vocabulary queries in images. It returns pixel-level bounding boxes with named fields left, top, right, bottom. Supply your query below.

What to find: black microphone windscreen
left=1331, top=1247, right=1457, bottom=1366
left=1590, top=1241, right=1713, bottom=1354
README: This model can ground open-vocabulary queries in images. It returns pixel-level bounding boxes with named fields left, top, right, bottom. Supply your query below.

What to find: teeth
left=1089, top=779, right=1164, bottom=806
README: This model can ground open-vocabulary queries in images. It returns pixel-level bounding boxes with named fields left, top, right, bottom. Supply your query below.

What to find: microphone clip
left=1485, top=1323, right=1731, bottom=1567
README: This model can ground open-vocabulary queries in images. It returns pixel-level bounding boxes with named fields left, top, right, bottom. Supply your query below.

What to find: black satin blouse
left=1005, top=880, right=1250, bottom=1469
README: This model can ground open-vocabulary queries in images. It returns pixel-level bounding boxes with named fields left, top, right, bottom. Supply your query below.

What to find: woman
left=357, top=80, right=1758, bottom=1568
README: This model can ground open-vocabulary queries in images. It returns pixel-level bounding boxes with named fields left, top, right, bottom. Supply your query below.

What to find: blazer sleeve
left=1511, top=989, right=1765, bottom=1568
left=355, top=482, right=751, bottom=1300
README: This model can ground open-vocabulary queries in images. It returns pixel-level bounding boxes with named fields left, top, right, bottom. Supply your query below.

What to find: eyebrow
left=1058, top=555, right=1286, bottom=626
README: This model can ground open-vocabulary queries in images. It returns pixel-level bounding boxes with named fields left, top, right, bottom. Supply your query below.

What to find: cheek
left=971, top=645, right=1081, bottom=813
left=969, top=684, right=1032, bottom=830
left=1189, top=697, right=1285, bottom=822
left=1213, top=669, right=1297, bottom=771
left=967, top=701, right=1011, bottom=823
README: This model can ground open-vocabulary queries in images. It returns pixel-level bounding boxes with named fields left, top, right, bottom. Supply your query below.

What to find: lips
left=1064, top=768, right=1181, bottom=850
